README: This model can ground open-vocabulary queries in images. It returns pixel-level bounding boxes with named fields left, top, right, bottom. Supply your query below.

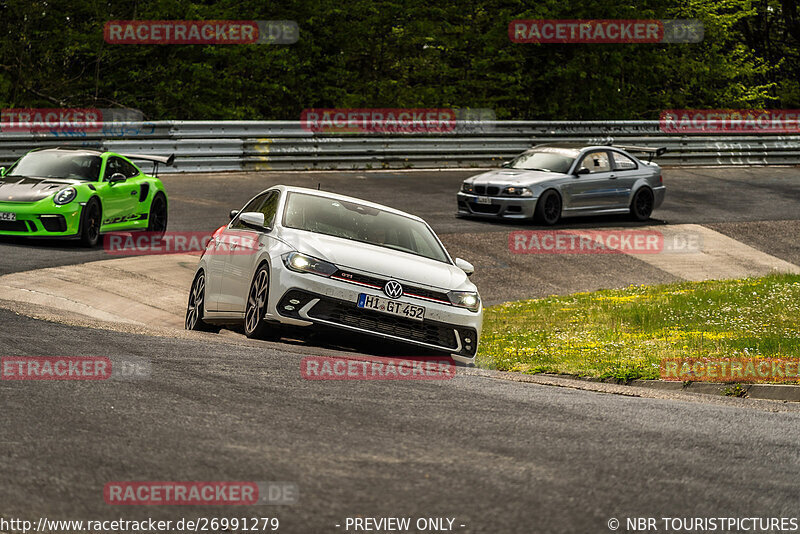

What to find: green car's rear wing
left=120, top=153, right=175, bottom=176
left=120, top=153, right=175, bottom=166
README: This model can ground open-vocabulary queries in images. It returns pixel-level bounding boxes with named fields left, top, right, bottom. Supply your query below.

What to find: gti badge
left=383, top=280, right=403, bottom=299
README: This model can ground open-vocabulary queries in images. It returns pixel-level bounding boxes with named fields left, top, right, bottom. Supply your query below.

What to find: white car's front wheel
left=244, top=265, right=276, bottom=339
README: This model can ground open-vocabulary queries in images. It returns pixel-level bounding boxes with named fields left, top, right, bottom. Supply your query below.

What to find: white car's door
left=217, top=192, right=270, bottom=312
left=203, top=230, right=227, bottom=311
left=224, top=191, right=281, bottom=312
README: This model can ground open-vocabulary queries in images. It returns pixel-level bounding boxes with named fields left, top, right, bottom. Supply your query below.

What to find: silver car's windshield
left=7, top=152, right=102, bottom=181
left=509, top=149, right=578, bottom=173
left=283, top=192, right=450, bottom=263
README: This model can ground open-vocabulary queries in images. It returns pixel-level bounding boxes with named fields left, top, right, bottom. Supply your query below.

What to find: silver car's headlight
left=448, top=290, right=481, bottom=312
left=54, top=187, right=77, bottom=205
left=461, top=182, right=475, bottom=194
left=502, top=186, right=533, bottom=197
left=282, top=252, right=337, bottom=277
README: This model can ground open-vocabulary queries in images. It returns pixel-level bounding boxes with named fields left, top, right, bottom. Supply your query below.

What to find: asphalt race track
left=3, top=309, right=800, bottom=533
left=2, top=166, right=800, bottom=276
left=2, top=166, right=800, bottom=533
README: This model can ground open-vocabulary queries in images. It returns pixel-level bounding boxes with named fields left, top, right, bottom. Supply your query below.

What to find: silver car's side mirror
left=575, top=167, right=591, bottom=176
left=239, top=211, right=269, bottom=231
left=455, top=257, right=475, bottom=276
left=500, top=161, right=512, bottom=168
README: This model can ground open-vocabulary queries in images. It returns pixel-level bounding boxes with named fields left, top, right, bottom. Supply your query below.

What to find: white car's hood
left=467, top=168, right=566, bottom=187
left=283, top=229, right=470, bottom=290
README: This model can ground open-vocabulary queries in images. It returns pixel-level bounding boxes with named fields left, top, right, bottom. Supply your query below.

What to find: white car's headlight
left=54, top=187, right=77, bottom=205
left=503, top=186, right=533, bottom=197
left=448, top=290, right=481, bottom=312
left=282, top=252, right=337, bottom=277
left=461, top=182, right=475, bottom=194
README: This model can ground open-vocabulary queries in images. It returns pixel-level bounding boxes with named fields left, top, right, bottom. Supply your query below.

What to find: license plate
left=475, top=196, right=492, bottom=205
left=0, top=212, right=16, bottom=221
left=357, top=293, right=425, bottom=322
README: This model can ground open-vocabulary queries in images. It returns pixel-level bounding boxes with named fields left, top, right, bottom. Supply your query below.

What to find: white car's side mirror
left=455, top=257, right=474, bottom=276
left=239, top=211, right=268, bottom=230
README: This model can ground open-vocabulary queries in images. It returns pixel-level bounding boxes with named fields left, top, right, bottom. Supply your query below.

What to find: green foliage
left=599, top=363, right=649, bottom=383
left=0, top=0, right=794, bottom=119
left=721, top=384, right=749, bottom=397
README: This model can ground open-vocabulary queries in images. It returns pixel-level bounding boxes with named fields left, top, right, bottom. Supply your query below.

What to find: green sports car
left=0, top=147, right=173, bottom=246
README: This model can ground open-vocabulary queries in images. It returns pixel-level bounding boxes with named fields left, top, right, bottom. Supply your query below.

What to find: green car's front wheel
left=147, top=193, right=168, bottom=238
left=79, top=198, right=102, bottom=247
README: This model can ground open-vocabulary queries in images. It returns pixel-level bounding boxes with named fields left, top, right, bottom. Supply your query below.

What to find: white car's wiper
left=520, top=167, right=552, bottom=172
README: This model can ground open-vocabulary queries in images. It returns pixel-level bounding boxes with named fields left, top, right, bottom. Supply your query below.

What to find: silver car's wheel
left=244, top=266, right=275, bottom=339
left=630, top=187, right=654, bottom=221
left=185, top=272, right=219, bottom=332
left=535, top=190, right=561, bottom=225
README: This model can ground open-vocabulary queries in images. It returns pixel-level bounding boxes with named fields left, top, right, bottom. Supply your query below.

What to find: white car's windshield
left=508, top=148, right=578, bottom=173
left=7, top=152, right=102, bottom=181
left=283, top=192, right=450, bottom=263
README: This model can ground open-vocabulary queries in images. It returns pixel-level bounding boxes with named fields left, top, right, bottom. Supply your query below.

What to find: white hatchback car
left=186, top=186, right=482, bottom=365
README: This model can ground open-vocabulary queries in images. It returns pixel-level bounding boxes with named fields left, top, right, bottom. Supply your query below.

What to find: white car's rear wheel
left=185, top=271, right=219, bottom=332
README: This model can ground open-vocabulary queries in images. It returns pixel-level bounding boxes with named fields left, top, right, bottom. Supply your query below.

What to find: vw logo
left=383, top=280, right=404, bottom=299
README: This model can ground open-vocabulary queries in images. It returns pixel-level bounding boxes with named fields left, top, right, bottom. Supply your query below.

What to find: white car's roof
left=272, top=185, right=426, bottom=223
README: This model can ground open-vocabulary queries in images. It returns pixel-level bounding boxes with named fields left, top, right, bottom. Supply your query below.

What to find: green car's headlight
left=503, top=186, right=533, bottom=197
left=447, top=290, right=481, bottom=312
left=54, top=187, right=77, bottom=205
left=282, top=252, right=337, bottom=277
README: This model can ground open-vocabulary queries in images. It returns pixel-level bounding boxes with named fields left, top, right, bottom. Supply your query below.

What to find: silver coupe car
left=457, top=143, right=666, bottom=225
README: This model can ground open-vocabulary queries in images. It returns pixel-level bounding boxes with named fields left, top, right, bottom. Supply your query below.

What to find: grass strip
left=477, top=273, right=800, bottom=381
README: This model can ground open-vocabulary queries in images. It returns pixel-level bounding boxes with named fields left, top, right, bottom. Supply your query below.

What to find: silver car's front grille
left=474, top=185, right=500, bottom=196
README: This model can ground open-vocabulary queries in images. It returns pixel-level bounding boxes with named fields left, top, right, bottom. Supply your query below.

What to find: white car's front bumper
left=267, top=263, right=482, bottom=364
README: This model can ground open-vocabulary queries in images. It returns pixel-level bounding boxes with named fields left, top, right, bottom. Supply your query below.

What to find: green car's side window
left=102, top=156, right=138, bottom=181
left=102, top=157, right=120, bottom=181
left=119, top=158, right=140, bottom=178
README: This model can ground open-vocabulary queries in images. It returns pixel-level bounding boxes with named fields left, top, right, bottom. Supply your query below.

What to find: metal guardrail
left=1, top=121, right=799, bottom=172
